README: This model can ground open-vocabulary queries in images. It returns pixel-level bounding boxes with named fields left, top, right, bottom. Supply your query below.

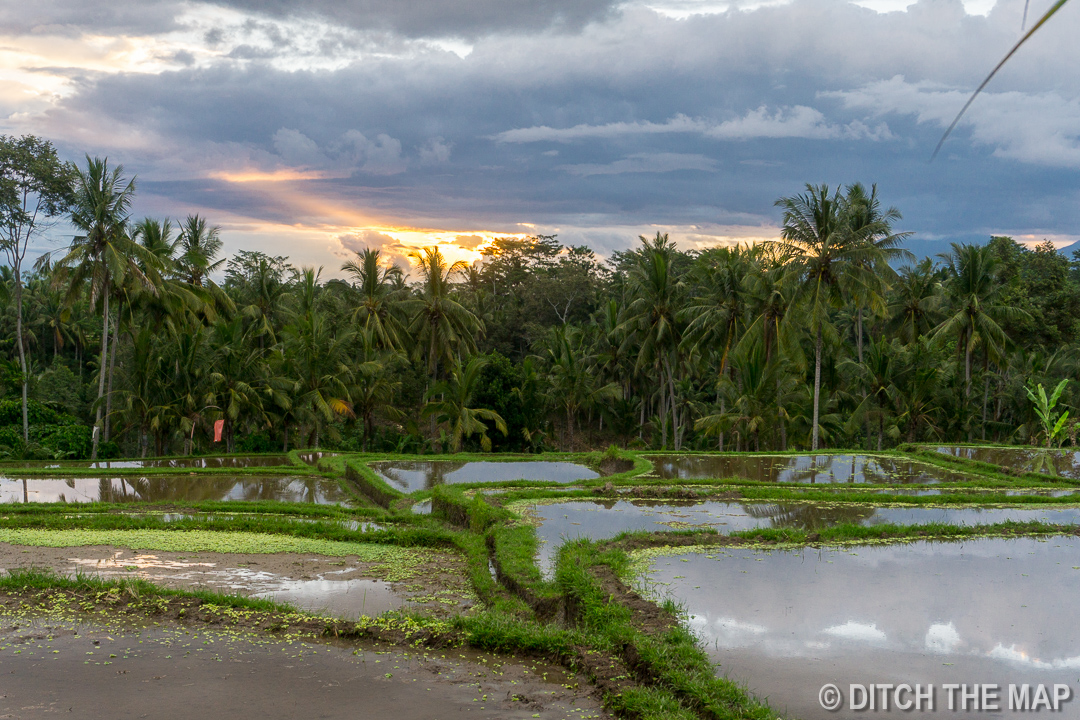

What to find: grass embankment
left=603, top=519, right=1080, bottom=559
left=900, top=444, right=1080, bottom=483
left=557, top=538, right=780, bottom=720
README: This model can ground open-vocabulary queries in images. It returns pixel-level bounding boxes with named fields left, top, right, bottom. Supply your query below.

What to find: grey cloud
left=19, top=0, right=1080, bottom=260
left=200, top=0, right=620, bottom=39
left=828, top=76, right=1080, bottom=167
left=557, top=153, right=719, bottom=176
left=496, top=107, right=893, bottom=144
left=0, top=1, right=179, bottom=36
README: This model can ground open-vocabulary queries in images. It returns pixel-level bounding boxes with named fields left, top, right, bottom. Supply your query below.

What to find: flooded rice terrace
left=642, top=537, right=1080, bottom=719
left=524, top=500, right=1080, bottom=575
left=646, top=454, right=973, bottom=484
left=3, top=455, right=292, bottom=469
left=370, top=460, right=606, bottom=491
left=0, top=474, right=352, bottom=504
left=936, top=446, right=1080, bottom=480
left=0, top=617, right=605, bottom=720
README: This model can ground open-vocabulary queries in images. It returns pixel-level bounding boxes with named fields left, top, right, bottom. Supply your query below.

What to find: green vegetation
left=5, top=145, right=1080, bottom=460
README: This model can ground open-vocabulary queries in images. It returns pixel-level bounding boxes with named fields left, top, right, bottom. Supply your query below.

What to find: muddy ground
left=0, top=616, right=608, bottom=720
left=0, top=543, right=474, bottom=619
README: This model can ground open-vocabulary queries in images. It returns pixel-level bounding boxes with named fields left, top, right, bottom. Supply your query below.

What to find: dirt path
left=0, top=616, right=608, bottom=720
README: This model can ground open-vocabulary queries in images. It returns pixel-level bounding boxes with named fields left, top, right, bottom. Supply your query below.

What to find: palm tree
left=843, top=182, right=912, bottom=362
left=933, top=242, right=1029, bottom=439
left=352, top=327, right=402, bottom=450
left=281, top=267, right=354, bottom=448
left=843, top=335, right=899, bottom=450
left=341, top=247, right=405, bottom=351
left=59, top=156, right=153, bottom=459
left=934, top=243, right=1026, bottom=399
left=682, top=246, right=753, bottom=450
left=620, top=232, right=685, bottom=449
left=423, top=355, right=507, bottom=452
left=887, top=258, right=943, bottom=344
left=176, top=214, right=225, bottom=287
left=405, top=247, right=482, bottom=380
left=776, top=183, right=886, bottom=450
left=539, top=325, right=620, bottom=450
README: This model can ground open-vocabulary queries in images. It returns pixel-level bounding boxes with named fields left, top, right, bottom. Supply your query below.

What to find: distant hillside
left=1058, top=240, right=1080, bottom=258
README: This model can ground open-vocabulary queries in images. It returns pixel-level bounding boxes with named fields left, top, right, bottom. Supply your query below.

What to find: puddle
left=936, top=446, right=1080, bottom=479
left=0, top=618, right=603, bottom=720
left=411, top=499, right=432, bottom=515
left=370, top=460, right=603, bottom=492
left=526, top=500, right=1080, bottom=576
left=297, top=451, right=338, bottom=465
left=66, top=552, right=408, bottom=617
left=642, top=537, right=1080, bottom=719
left=646, top=454, right=975, bottom=484
left=0, top=475, right=353, bottom=504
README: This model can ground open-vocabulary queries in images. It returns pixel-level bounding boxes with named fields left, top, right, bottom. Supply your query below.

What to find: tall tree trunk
left=638, top=399, right=645, bottom=441
left=856, top=308, right=864, bottom=364
left=718, top=397, right=725, bottom=452
left=91, top=276, right=111, bottom=460
left=811, top=325, right=822, bottom=451
left=567, top=406, right=574, bottom=450
left=981, top=364, right=991, bottom=442
left=964, top=334, right=972, bottom=442
left=105, top=303, right=120, bottom=442
left=777, top=377, right=787, bottom=451
left=14, top=263, right=28, bottom=443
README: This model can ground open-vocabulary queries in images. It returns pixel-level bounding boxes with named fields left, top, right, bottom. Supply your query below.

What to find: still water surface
left=643, top=537, right=1080, bottom=719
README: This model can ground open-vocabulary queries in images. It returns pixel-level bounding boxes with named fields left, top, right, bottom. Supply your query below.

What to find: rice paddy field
left=1, top=446, right=1077, bottom=719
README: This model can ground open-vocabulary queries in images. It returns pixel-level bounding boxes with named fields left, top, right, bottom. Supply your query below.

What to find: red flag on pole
left=214, top=419, right=225, bottom=443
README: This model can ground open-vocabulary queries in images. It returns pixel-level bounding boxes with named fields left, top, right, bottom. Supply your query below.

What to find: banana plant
left=1025, top=379, right=1071, bottom=448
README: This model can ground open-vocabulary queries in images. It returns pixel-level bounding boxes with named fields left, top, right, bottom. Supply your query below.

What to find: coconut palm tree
left=934, top=243, right=1027, bottom=399
left=59, top=156, right=155, bottom=459
left=176, top=214, right=225, bottom=287
left=887, top=258, right=943, bottom=344
left=619, top=232, right=685, bottom=449
left=281, top=267, right=354, bottom=448
left=405, top=247, right=482, bottom=381
left=539, top=325, right=620, bottom=450
left=843, top=182, right=912, bottom=362
left=776, top=183, right=886, bottom=450
left=423, top=355, right=507, bottom=452
left=341, top=247, right=406, bottom=351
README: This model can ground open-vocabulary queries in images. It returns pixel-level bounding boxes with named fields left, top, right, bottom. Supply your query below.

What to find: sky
left=3, top=0, right=1080, bottom=273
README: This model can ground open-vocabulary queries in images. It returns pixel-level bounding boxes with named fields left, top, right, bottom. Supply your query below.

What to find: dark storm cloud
left=14, top=0, right=1080, bottom=257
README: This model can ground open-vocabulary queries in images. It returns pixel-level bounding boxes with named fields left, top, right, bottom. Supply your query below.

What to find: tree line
left=2, top=134, right=1080, bottom=459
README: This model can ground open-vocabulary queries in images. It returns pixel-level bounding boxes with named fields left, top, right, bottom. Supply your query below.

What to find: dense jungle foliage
left=3, top=136, right=1080, bottom=459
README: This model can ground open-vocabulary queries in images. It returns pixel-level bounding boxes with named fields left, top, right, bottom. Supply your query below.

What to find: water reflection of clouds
left=647, top=539, right=1080, bottom=672
left=371, top=461, right=598, bottom=492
